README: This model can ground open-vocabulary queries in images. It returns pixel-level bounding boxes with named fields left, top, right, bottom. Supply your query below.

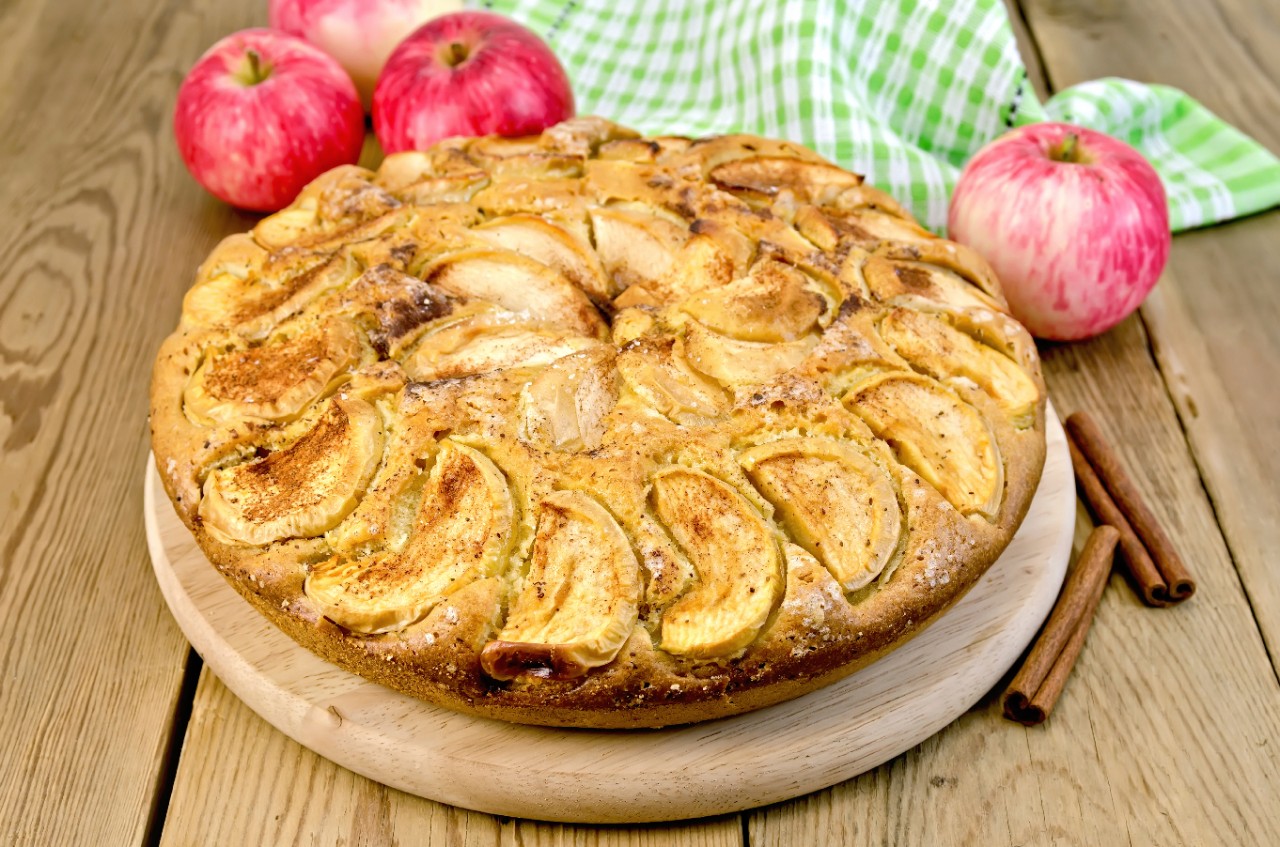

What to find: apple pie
left=150, top=117, right=1045, bottom=728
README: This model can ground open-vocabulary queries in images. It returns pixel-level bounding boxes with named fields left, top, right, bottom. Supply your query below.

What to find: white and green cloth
left=479, top=0, right=1280, bottom=234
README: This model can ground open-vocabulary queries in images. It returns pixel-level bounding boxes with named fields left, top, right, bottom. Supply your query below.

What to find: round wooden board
left=146, top=408, right=1073, bottom=824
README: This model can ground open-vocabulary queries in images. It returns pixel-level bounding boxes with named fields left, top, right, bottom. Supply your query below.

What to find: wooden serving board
left=145, top=409, right=1074, bottom=824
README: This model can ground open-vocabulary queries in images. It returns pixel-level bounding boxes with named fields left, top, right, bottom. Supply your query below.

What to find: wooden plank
left=0, top=0, right=48, bottom=93
left=163, top=670, right=743, bottom=846
left=161, top=672, right=501, bottom=847
left=1019, top=0, right=1280, bottom=666
left=1143, top=219, right=1280, bottom=665
left=506, top=820, right=741, bottom=847
left=1021, top=0, right=1280, bottom=150
left=0, top=0, right=262, bottom=843
left=1001, top=0, right=1050, bottom=101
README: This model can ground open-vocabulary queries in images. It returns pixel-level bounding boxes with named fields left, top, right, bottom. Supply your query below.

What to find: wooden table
left=2, top=1, right=1277, bottom=843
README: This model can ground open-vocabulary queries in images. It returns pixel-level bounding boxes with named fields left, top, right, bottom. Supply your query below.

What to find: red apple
left=174, top=28, right=365, bottom=213
left=947, top=123, right=1170, bottom=341
left=372, top=11, right=574, bottom=154
left=269, top=0, right=462, bottom=109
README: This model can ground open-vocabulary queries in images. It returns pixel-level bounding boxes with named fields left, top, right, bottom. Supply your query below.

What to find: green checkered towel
left=479, top=0, right=1280, bottom=234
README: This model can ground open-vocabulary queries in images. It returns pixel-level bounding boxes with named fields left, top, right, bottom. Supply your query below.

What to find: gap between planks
left=144, top=649, right=204, bottom=847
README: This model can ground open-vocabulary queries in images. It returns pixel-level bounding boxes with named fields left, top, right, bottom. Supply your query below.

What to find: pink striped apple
left=174, top=28, right=364, bottom=212
left=269, top=0, right=462, bottom=109
left=372, top=11, right=574, bottom=154
left=947, top=123, right=1170, bottom=341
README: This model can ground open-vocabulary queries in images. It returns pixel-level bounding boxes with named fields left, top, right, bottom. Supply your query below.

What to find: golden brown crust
left=150, top=117, right=1046, bottom=728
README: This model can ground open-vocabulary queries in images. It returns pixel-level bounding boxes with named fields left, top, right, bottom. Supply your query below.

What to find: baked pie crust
left=151, top=118, right=1046, bottom=728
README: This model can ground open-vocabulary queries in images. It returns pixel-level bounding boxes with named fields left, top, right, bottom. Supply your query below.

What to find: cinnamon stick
left=1065, top=412, right=1195, bottom=602
left=1066, top=434, right=1170, bottom=606
left=1003, top=525, right=1119, bottom=726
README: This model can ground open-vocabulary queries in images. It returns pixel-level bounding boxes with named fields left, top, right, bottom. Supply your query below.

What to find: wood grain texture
left=146, top=416, right=1071, bottom=823
left=0, top=0, right=254, bottom=843
left=161, top=673, right=741, bottom=846
left=1000, top=0, right=1050, bottom=101
left=161, top=673, right=504, bottom=847
left=1142, top=227, right=1280, bottom=662
left=1022, top=0, right=1280, bottom=669
left=1021, top=0, right=1280, bottom=146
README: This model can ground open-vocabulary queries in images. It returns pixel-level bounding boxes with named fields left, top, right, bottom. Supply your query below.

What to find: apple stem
left=447, top=42, right=469, bottom=67
left=1053, top=133, right=1081, bottom=164
left=239, top=49, right=270, bottom=86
